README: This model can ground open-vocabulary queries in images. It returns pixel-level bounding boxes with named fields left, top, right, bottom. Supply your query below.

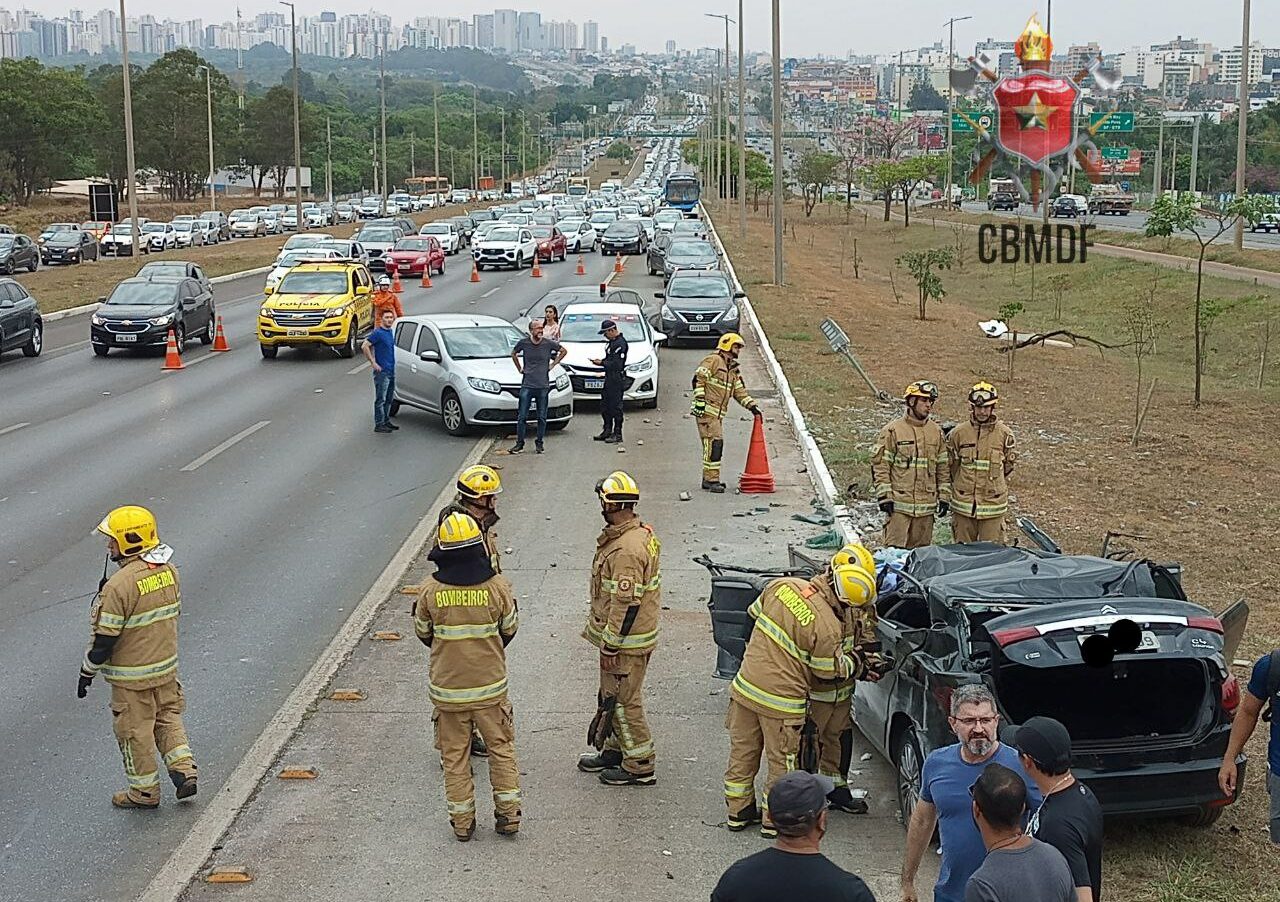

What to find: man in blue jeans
left=509, top=318, right=565, bottom=454
left=362, top=309, right=398, bottom=434
left=1219, top=648, right=1280, bottom=844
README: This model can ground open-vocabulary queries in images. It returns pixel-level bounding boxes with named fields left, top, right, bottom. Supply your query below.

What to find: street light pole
left=1234, top=0, right=1251, bottom=249
left=501, top=108, right=507, bottom=193
left=118, top=0, right=139, bottom=250
left=197, top=64, right=215, bottom=212
left=433, top=84, right=442, bottom=208
left=472, top=86, right=479, bottom=196
left=770, top=0, right=784, bottom=286
left=379, top=33, right=388, bottom=216
left=325, top=116, right=333, bottom=206
left=280, top=1, right=302, bottom=235
left=737, top=0, right=746, bottom=238
left=944, top=15, right=973, bottom=209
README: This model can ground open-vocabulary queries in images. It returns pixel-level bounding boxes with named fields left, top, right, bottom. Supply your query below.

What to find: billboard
left=1085, top=148, right=1142, bottom=175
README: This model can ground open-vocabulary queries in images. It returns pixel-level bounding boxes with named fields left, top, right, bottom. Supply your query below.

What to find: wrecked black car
left=706, top=536, right=1248, bottom=828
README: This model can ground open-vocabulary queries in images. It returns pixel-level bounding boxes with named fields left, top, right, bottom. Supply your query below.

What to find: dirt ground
left=716, top=200, right=1280, bottom=902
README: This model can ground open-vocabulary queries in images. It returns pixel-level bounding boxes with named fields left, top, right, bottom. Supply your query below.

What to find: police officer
left=870, top=380, right=951, bottom=548
left=692, top=333, right=760, bottom=493
left=415, top=513, right=521, bottom=841
left=78, top=506, right=198, bottom=809
left=578, top=471, right=662, bottom=785
left=592, top=319, right=628, bottom=444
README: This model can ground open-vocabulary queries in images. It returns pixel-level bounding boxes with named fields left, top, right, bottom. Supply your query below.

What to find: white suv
left=472, top=226, right=538, bottom=271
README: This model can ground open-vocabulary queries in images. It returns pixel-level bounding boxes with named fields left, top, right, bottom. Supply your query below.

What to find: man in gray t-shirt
left=509, top=319, right=566, bottom=454
left=964, top=763, right=1074, bottom=902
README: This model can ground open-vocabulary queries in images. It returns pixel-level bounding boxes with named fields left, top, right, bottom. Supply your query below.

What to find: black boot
left=471, top=733, right=489, bottom=758
left=726, top=802, right=763, bottom=832
left=593, top=430, right=611, bottom=441
left=495, top=813, right=521, bottom=836
left=605, top=433, right=623, bottom=444
left=827, top=785, right=869, bottom=814
left=598, top=765, right=656, bottom=786
left=576, top=749, right=623, bottom=773
left=702, top=478, right=726, bottom=494
left=169, top=770, right=198, bottom=800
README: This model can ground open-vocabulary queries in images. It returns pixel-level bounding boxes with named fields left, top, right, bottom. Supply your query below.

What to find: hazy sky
left=21, top=1, right=1280, bottom=57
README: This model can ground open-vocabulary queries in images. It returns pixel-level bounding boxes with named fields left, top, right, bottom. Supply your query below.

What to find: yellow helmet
left=904, top=380, right=939, bottom=401
left=457, top=464, right=502, bottom=499
left=832, top=563, right=877, bottom=607
left=95, top=505, right=159, bottom=556
left=717, top=333, right=746, bottom=353
left=832, top=542, right=876, bottom=574
left=968, top=381, right=999, bottom=406
left=437, top=512, right=484, bottom=550
left=596, top=470, right=640, bottom=504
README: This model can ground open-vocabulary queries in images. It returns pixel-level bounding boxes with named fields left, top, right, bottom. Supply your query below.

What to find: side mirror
left=733, top=290, right=746, bottom=299
left=654, top=291, right=665, bottom=299
left=263, top=285, right=275, bottom=296
left=419, top=349, right=441, bottom=363
left=98, top=295, right=107, bottom=303
left=356, top=285, right=371, bottom=296
left=652, top=331, right=668, bottom=345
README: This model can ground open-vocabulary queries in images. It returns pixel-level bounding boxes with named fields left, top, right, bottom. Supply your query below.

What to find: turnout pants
left=598, top=652, right=655, bottom=774
left=884, top=512, right=935, bottom=549
left=697, top=416, right=724, bottom=482
left=433, top=701, right=521, bottom=832
left=808, top=695, right=854, bottom=789
left=723, top=698, right=803, bottom=828
left=602, top=376, right=625, bottom=437
left=109, top=680, right=197, bottom=803
left=952, top=513, right=1005, bottom=544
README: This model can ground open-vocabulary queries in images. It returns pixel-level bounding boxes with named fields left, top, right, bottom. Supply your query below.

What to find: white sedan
left=555, top=303, right=664, bottom=409
left=263, top=247, right=346, bottom=291
left=419, top=221, right=462, bottom=254
left=558, top=218, right=599, bottom=253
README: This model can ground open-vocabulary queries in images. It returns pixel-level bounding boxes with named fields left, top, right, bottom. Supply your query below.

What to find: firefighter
left=415, top=513, right=521, bottom=841
left=433, top=463, right=504, bottom=759
left=947, top=382, right=1017, bottom=544
left=870, top=380, right=951, bottom=548
left=806, top=546, right=888, bottom=815
left=577, top=471, right=662, bottom=786
left=77, top=506, right=198, bottom=809
left=371, top=275, right=403, bottom=322
left=724, top=564, right=873, bottom=838
left=692, top=333, right=761, bottom=493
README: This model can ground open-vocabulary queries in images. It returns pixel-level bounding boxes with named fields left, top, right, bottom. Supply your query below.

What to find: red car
left=531, top=225, right=567, bottom=263
left=386, top=236, right=446, bottom=276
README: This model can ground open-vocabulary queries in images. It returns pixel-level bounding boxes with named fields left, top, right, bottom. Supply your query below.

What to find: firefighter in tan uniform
left=947, top=382, right=1017, bottom=544
left=415, top=513, right=521, bottom=841
left=870, top=380, right=951, bottom=548
left=577, top=471, right=662, bottom=786
left=77, top=506, right=198, bottom=809
left=723, top=565, right=871, bottom=837
left=692, top=333, right=761, bottom=493
left=806, top=545, right=889, bottom=815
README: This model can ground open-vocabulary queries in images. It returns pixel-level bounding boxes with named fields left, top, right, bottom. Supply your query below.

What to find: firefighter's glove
left=937, top=501, right=950, bottom=517
left=77, top=671, right=94, bottom=699
left=600, top=649, right=624, bottom=674
left=750, top=406, right=762, bottom=418
left=692, top=400, right=707, bottom=418
left=878, top=500, right=894, bottom=515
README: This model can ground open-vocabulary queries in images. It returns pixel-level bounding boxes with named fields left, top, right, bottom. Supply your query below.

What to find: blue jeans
left=373, top=370, right=395, bottom=427
left=515, top=385, right=550, bottom=445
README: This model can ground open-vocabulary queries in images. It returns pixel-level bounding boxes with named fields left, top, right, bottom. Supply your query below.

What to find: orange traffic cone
left=421, top=267, right=433, bottom=288
left=470, top=261, right=481, bottom=283
left=162, top=328, right=184, bottom=370
left=738, top=415, right=775, bottom=494
left=614, top=254, right=624, bottom=274
left=531, top=256, right=542, bottom=278
left=575, top=255, right=586, bottom=275
left=391, top=269, right=403, bottom=293
left=211, top=315, right=230, bottom=351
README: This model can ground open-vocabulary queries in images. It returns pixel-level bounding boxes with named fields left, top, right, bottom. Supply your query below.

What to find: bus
left=406, top=176, right=451, bottom=206
left=567, top=176, right=591, bottom=198
left=663, top=173, right=701, bottom=216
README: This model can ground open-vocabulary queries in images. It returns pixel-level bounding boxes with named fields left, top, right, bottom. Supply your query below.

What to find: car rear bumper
left=1077, top=754, right=1244, bottom=817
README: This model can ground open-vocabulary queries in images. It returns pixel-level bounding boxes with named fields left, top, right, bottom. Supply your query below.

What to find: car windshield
left=486, top=228, right=521, bottom=243
left=105, top=282, right=177, bottom=305
left=48, top=232, right=81, bottom=245
left=531, top=227, right=554, bottom=239
left=357, top=229, right=397, bottom=242
left=559, top=312, right=645, bottom=343
left=173, top=222, right=194, bottom=231
left=276, top=271, right=349, bottom=295
left=606, top=222, right=639, bottom=236
left=668, top=241, right=713, bottom=258
left=142, top=224, right=166, bottom=233
left=278, top=251, right=329, bottom=267
left=441, top=325, right=522, bottom=359
left=672, top=223, right=704, bottom=235
left=81, top=221, right=104, bottom=230
left=315, top=241, right=352, bottom=255
left=230, top=215, right=253, bottom=223
left=0, top=237, right=13, bottom=249
left=668, top=277, right=730, bottom=299
left=284, top=236, right=325, bottom=249
left=110, top=224, right=133, bottom=235
left=655, top=211, right=681, bottom=222
left=394, top=238, right=434, bottom=252
left=559, top=219, right=584, bottom=231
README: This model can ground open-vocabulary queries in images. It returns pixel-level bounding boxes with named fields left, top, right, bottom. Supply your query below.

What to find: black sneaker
left=576, top=749, right=623, bottom=773
left=471, top=734, right=489, bottom=758
left=509, top=443, right=525, bottom=454
left=605, top=433, right=623, bottom=444
left=827, top=786, right=869, bottom=814
left=375, top=425, right=393, bottom=433
left=535, top=442, right=544, bottom=454
left=726, top=803, right=762, bottom=832
left=592, top=431, right=610, bottom=441
left=387, top=423, right=400, bottom=431
left=598, top=765, right=656, bottom=786
left=169, top=770, right=198, bottom=801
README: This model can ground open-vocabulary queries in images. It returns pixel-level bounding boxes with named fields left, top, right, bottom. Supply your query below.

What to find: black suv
left=41, top=230, right=99, bottom=265
left=91, top=277, right=216, bottom=357
left=987, top=191, right=1018, bottom=211
left=655, top=270, right=744, bottom=344
left=0, top=233, right=39, bottom=274
left=0, top=277, right=43, bottom=358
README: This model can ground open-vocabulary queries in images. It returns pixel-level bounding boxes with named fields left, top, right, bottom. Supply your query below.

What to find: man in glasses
left=900, top=685, right=1041, bottom=902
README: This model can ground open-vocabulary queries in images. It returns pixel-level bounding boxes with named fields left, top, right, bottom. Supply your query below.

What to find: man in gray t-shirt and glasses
left=965, top=763, right=1074, bottom=902
left=510, top=318, right=566, bottom=454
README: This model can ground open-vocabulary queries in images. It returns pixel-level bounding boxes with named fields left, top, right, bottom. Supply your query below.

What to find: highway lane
left=0, top=249, right=620, bottom=902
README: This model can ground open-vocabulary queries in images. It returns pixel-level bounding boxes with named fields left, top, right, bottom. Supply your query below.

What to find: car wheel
left=438, top=258, right=446, bottom=275
left=2, top=260, right=13, bottom=274
left=200, top=312, right=216, bottom=345
left=338, top=320, right=357, bottom=358
left=172, top=323, right=187, bottom=353
left=260, top=343, right=278, bottom=359
left=93, top=343, right=110, bottom=357
left=22, top=319, right=43, bottom=358
left=641, top=389, right=658, bottom=410
left=1180, top=805, right=1224, bottom=828
left=514, top=253, right=524, bottom=270
left=28, top=256, right=38, bottom=272
left=893, top=725, right=924, bottom=827
left=440, top=390, right=469, bottom=436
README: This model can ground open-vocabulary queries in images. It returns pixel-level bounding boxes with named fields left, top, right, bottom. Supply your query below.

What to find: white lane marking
left=481, top=286, right=501, bottom=298
left=179, top=420, right=271, bottom=472
left=162, top=351, right=221, bottom=371
left=347, top=361, right=371, bottom=375
left=137, top=436, right=494, bottom=902
left=0, top=422, right=30, bottom=437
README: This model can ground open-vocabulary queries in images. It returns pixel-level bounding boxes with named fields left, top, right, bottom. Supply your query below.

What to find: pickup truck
left=1087, top=185, right=1135, bottom=216
left=1249, top=212, right=1280, bottom=233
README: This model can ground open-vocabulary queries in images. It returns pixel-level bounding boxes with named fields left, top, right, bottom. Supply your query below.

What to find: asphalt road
left=0, top=248, right=622, bottom=902
left=960, top=200, right=1280, bottom=251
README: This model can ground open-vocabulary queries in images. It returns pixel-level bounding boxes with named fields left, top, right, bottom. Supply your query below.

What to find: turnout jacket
left=731, top=575, right=852, bottom=719
left=86, top=556, right=182, bottom=690
left=415, top=573, right=518, bottom=710
left=946, top=416, right=1017, bottom=520
left=806, top=572, right=881, bottom=704
left=692, top=352, right=756, bottom=419
left=870, top=413, right=951, bottom=517
left=583, top=517, right=662, bottom=656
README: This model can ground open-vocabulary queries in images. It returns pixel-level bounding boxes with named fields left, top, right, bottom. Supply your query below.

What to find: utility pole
left=500, top=108, right=507, bottom=192
left=433, top=84, right=441, bottom=208
left=1170, top=137, right=1179, bottom=194
left=281, top=1, right=302, bottom=232
left=737, top=0, right=746, bottom=238
left=944, top=15, right=973, bottom=208
left=197, top=64, right=216, bottom=212
left=325, top=116, right=333, bottom=206
left=235, top=6, right=244, bottom=110
left=410, top=130, right=415, bottom=179
left=1153, top=116, right=1164, bottom=202
left=1234, top=0, right=1251, bottom=249
left=372, top=128, right=378, bottom=196
left=379, top=33, right=388, bottom=215
left=118, top=0, right=139, bottom=250
left=521, top=113, right=527, bottom=180
left=1189, top=115, right=1201, bottom=195
left=472, top=86, right=479, bottom=195
left=770, top=0, right=784, bottom=286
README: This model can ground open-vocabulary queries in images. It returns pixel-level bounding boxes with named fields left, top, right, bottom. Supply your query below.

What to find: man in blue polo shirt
left=361, top=309, right=397, bottom=434
left=1219, top=649, right=1280, bottom=844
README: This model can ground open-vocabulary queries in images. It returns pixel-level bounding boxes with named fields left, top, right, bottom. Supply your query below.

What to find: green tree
left=605, top=140, right=634, bottom=162
left=0, top=58, right=101, bottom=203
left=896, top=247, right=954, bottom=320
left=865, top=161, right=905, bottom=223
left=909, top=81, right=946, bottom=111
left=895, top=156, right=944, bottom=227
left=796, top=149, right=839, bottom=217
left=745, top=149, right=773, bottom=212
left=1144, top=191, right=1274, bottom=404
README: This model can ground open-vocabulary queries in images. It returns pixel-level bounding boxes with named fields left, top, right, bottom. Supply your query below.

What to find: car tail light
left=931, top=684, right=954, bottom=719
left=1221, top=674, right=1240, bottom=719
left=1187, top=615, right=1223, bottom=633
left=991, top=626, right=1039, bottom=647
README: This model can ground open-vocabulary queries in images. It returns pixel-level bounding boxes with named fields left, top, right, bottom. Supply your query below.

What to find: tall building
left=665, top=40, right=677, bottom=55
left=493, top=8, right=518, bottom=53
left=517, top=11, right=542, bottom=51
left=473, top=13, right=494, bottom=49
left=1221, top=42, right=1263, bottom=87
left=582, top=19, right=599, bottom=53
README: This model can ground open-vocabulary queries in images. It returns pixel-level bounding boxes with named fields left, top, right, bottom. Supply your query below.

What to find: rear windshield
left=395, top=238, right=434, bottom=252
left=276, top=271, right=349, bottom=295
left=668, top=241, right=712, bottom=257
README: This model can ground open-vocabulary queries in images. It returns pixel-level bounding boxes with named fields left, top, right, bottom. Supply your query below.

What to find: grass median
left=715, top=200, right=1280, bottom=902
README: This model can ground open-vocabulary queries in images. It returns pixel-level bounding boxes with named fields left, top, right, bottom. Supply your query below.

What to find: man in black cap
left=1013, top=717, right=1103, bottom=902
left=591, top=319, right=628, bottom=444
left=711, top=771, right=876, bottom=902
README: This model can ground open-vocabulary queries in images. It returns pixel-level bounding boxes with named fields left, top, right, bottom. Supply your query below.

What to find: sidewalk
left=179, top=333, right=928, bottom=900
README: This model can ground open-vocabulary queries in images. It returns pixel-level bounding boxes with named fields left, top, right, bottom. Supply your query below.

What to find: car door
left=0, top=282, right=29, bottom=350
left=392, top=321, right=423, bottom=405
left=520, top=229, right=534, bottom=260
left=411, top=324, right=445, bottom=411
left=177, top=280, right=200, bottom=332
left=191, top=265, right=212, bottom=295
left=852, top=588, right=937, bottom=760
left=192, top=277, right=214, bottom=330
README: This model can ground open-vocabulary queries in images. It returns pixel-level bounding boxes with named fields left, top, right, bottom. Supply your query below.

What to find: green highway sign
left=1101, top=146, right=1130, bottom=161
left=1090, top=112, right=1135, bottom=133
left=951, top=111, right=995, bottom=133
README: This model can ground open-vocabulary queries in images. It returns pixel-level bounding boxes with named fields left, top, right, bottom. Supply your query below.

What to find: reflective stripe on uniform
left=101, top=654, right=178, bottom=682
left=414, top=617, right=433, bottom=640
left=127, top=770, right=161, bottom=790
left=494, top=788, right=522, bottom=804
left=96, top=612, right=127, bottom=630
left=614, top=706, right=654, bottom=760
left=746, top=602, right=835, bottom=676
left=970, top=502, right=1008, bottom=517
left=121, top=601, right=180, bottom=630
left=428, top=676, right=508, bottom=705
left=893, top=502, right=938, bottom=517
left=724, top=779, right=755, bottom=799
left=163, top=744, right=193, bottom=766
left=809, top=684, right=853, bottom=704
left=500, top=608, right=519, bottom=633
left=433, top=621, right=500, bottom=641
left=601, top=626, right=658, bottom=650
left=447, top=797, right=476, bottom=815
left=730, top=673, right=807, bottom=716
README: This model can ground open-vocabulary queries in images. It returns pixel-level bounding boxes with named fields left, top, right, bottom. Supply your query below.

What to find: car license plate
left=584, top=379, right=605, bottom=390
left=286, top=329, right=308, bottom=337
left=689, top=324, right=711, bottom=332
left=115, top=334, right=137, bottom=342
left=1077, top=630, right=1159, bottom=652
